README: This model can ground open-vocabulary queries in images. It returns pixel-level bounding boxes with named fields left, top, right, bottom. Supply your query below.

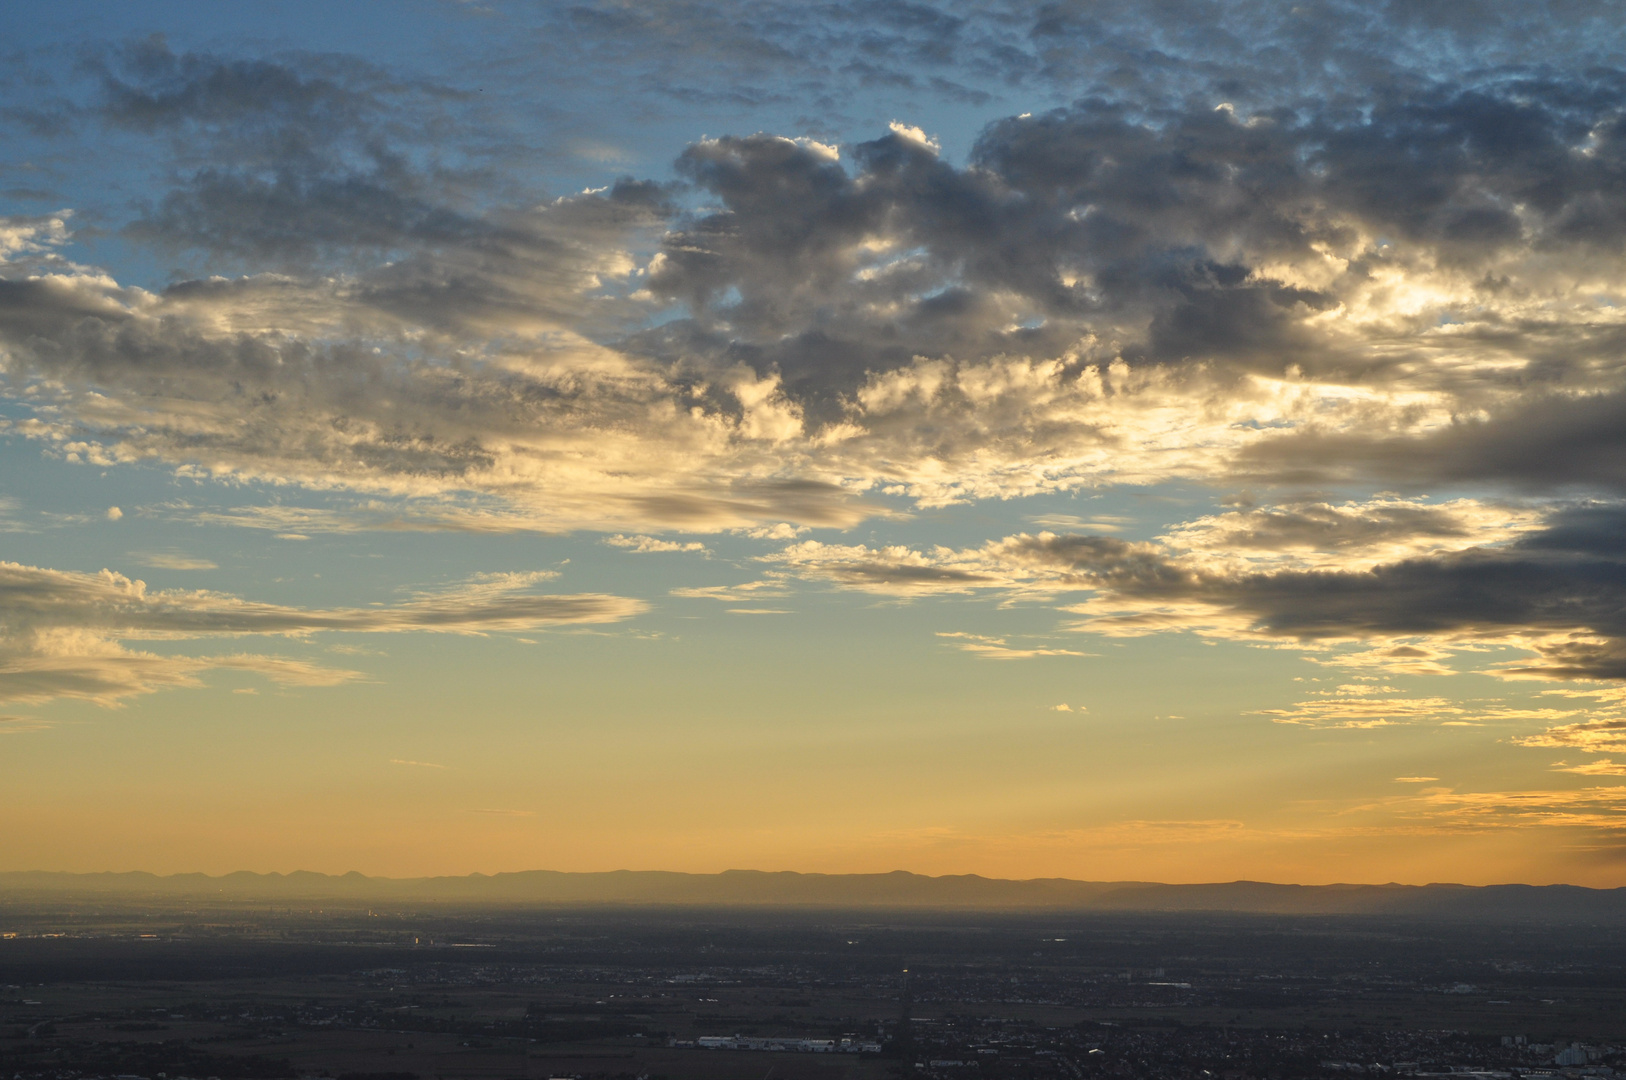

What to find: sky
left=5, top=0, right=1626, bottom=886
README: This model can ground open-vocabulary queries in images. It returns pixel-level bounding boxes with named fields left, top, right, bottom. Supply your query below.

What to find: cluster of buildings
left=670, top=1034, right=883, bottom=1053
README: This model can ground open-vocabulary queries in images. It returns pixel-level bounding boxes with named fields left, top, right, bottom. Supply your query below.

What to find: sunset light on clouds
left=6, top=0, right=1626, bottom=886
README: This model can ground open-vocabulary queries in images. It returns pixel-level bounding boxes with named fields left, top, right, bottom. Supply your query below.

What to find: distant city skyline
left=5, top=1, right=1626, bottom=885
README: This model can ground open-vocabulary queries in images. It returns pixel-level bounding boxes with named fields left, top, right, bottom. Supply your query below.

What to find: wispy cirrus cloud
left=935, top=631, right=1092, bottom=660
left=0, top=714, right=50, bottom=734
left=670, top=579, right=790, bottom=602
left=1252, top=694, right=1458, bottom=729
left=131, top=550, right=218, bottom=571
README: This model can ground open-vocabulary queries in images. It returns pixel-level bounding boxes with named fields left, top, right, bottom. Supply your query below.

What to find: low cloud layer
left=748, top=501, right=1626, bottom=688
left=0, top=562, right=644, bottom=705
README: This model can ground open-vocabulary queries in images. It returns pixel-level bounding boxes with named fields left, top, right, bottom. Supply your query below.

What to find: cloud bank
left=9, top=77, right=1626, bottom=517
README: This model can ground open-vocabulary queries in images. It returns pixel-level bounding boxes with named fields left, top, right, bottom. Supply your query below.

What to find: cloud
left=390, top=758, right=446, bottom=769
left=604, top=534, right=708, bottom=553
left=737, top=522, right=809, bottom=540
left=630, top=86, right=1626, bottom=449
left=767, top=542, right=1003, bottom=595
left=1159, top=498, right=1544, bottom=573
left=1407, top=785, right=1626, bottom=833
left=1241, top=390, right=1626, bottom=498
left=753, top=501, right=1626, bottom=682
left=935, top=631, right=1092, bottom=660
left=0, top=202, right=892, bottom=533
left=1305, top=643, right=1460, bottom=678
left=1516, top=718, right=1626, bottom=754
left=670, top=579, right=790, bottom=601
left=0, top=560, right=645, bottom=705
left=1255, top=694, right=1461, bottom=729
left=1045, top=517, right=1626, bottom=682
left=132, top=551, right=218, bottom=571
left=886, top=121, right=938, bottom=150
left=1028, top=514, right=1132, bottom=532
left=0, top=714, right=49, bottom=734
left=105, top=506, right=122, bottom=521
left=89, top=39, right=525, bottom=276
left=1551, top=759, right=1626, bottom=776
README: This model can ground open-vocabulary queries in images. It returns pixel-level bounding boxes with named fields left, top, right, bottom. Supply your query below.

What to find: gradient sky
left=5, top=0, right=1626, bottom=885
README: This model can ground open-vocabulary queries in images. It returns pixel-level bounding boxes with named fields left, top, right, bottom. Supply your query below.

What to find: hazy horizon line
left=2, top=868, right=1617, bottom=890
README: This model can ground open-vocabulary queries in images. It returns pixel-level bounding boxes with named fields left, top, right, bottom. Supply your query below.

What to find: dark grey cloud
left=69, top=37, right=529, bottom=274
left=96, top=35, right=385, bottom=143
left=126, top=168, right=483, bottom=263
left=1244, top=385, right=1626, bottom=495
left=629, top=77, right=1626, bottom=431
left=1515, top=503, right=1626, bottom=558
left=1014, top=513, right=1626, bottom=679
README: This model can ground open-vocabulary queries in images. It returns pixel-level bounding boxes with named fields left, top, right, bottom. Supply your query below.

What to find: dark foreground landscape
left=4, top=876, right=1626, bottom=1080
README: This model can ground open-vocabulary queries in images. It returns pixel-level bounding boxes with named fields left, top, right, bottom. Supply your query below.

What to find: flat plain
left=4, top=900, right=1625, bottom=1080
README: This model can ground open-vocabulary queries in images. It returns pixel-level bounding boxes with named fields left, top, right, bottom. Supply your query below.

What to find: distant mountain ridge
left=3, top=869, right=1625, bottom=919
